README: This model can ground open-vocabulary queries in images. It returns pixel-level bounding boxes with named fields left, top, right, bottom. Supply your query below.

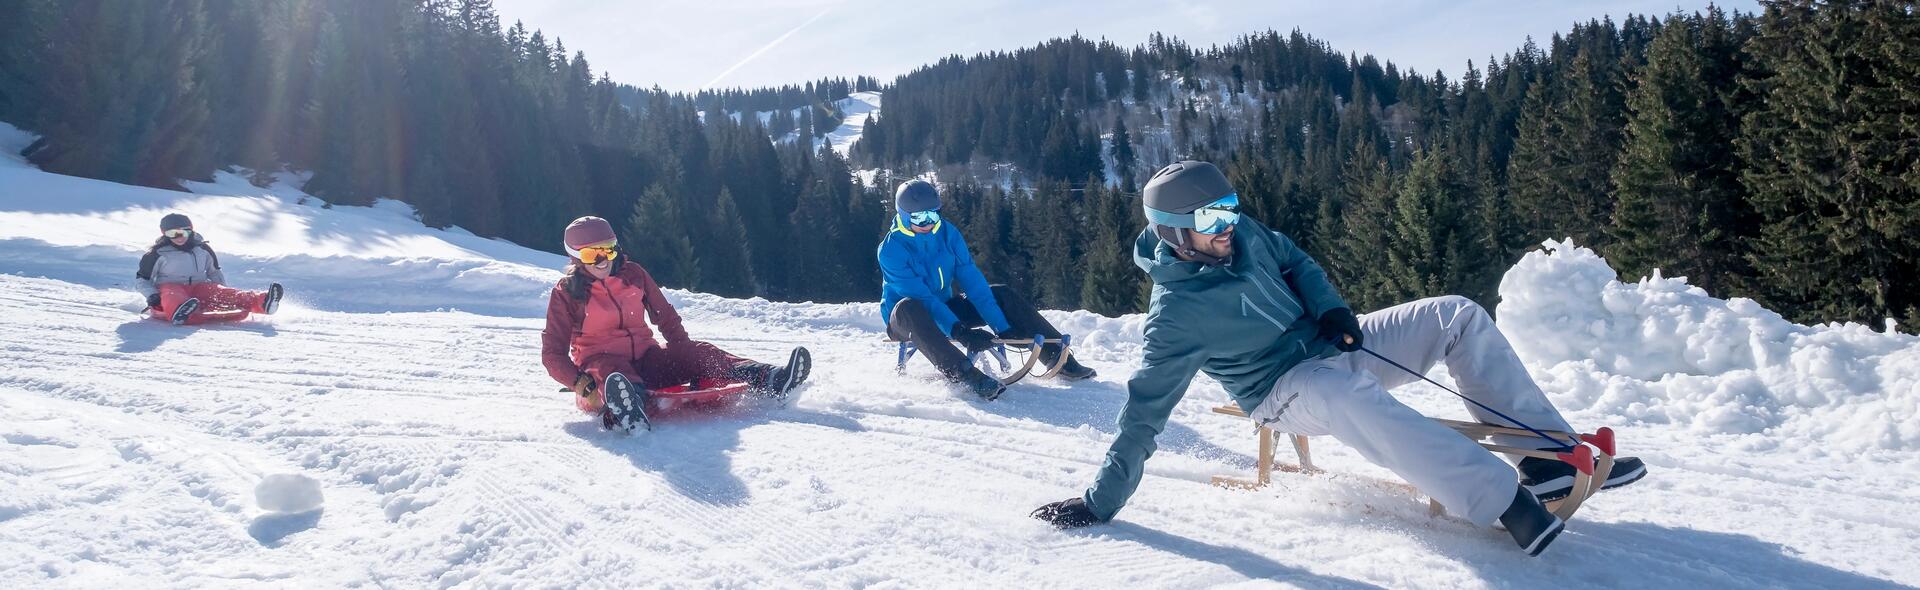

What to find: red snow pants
left=574, top=340, right=751, bottom=413
left=149, top=282, right=266, bottom=324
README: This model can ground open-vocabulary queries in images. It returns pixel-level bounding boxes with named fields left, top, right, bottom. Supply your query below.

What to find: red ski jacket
left=540, top=261, right=690, bottom=386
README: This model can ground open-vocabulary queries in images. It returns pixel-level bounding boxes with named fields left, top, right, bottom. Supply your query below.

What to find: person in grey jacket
left=1030, top=161, right=1646, bottom=556
left=137, top=213, right=283, bottom=325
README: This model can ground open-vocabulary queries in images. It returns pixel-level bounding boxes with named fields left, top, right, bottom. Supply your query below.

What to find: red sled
left=569, top=378, right=754, bottom=417
left=147, top=305, right=250, bottom=325
left=649, top=378, right=753, bottom=408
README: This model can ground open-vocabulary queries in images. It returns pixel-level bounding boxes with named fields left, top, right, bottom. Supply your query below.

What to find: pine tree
left=1739, top=0, right=1920, bottom=329
left=1508, top=41, right=1629, bottom=249
left=699, top=188, right=757, bottom=297
left=786, top=168, right=851, bottom=300
left=1328, top=146, right=1398, bottom=311
left=1109, top=113, right=1137, bottom=192
left=1078, top=179, right=1141, bottom=315
left=1606, top=11, right=1752, bottom=293
left=1384, top=149, right=1488, bottom=304
left=626, top=183, right=699, bottom=288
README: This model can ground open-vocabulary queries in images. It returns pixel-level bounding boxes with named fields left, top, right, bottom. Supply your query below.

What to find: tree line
left=2, top=1, right=1914, bottom=330
left=0, top=0, right=886, bottom=303
left=855, top=1, right=1920, bottom=330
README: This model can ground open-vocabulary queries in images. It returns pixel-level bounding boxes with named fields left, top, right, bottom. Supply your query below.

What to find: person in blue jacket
left=880, top=179, right=1095, bottom=400
left=1029, top=161, right=1646, bottom=556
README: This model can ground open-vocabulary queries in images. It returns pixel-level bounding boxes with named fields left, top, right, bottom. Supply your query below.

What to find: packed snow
left=2, top=120, right=1915, bottom=588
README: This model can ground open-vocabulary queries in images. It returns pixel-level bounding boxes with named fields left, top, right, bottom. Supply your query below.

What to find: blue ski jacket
left=1084, top=216, right=1349, bottom=521
left=877, top=213, right=1012, bottom=336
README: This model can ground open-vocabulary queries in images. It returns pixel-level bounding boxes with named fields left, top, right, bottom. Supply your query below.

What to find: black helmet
left=1142, top=161, right=1234, bottom=224
left=894, top=179, right=941, bottom=214
left=1142, top=161, right=1237, bottom=265
left=160, top=213, right=193, bottom=231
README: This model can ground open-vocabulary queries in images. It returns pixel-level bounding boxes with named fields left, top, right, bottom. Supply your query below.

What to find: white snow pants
left=1248, top=296, right=1573, bottom=526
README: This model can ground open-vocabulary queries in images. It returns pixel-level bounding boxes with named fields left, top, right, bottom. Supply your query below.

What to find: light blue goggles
left=908, top=210, right=941, bottom=226
left=1146, top=193, right=1240, bottom=234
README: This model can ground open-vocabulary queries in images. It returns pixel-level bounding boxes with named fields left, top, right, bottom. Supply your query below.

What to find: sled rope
left=1357, top=345, right=1577, bottom=450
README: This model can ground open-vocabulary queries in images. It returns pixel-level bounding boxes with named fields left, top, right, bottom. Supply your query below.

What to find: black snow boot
left=1519, top=455, right=1649, bottom=502
left=170, top=297, right=200, bottom=325
left=262, top=283, right=284, bottom=314
left=1038, top=345, right=1097, bottom=381
left=600, top=372, right=650, bottom=433
left=963, top=369, right=1007, bottom=401
left=760, top=347, right=812, bottom=400
left=1500, top=484, right=1565, bottom=556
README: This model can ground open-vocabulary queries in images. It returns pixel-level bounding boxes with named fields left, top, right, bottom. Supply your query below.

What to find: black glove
left=146, top=293, right=162, bottom=309
left=953, top=327, right=997, bottom=355
left=1319, top=307, right=1363, bottom=352
left=1031, top=497, right=1103, bottom=528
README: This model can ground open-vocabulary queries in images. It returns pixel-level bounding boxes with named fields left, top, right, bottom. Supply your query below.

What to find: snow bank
left=1498, top=240, right=1919, bottom=453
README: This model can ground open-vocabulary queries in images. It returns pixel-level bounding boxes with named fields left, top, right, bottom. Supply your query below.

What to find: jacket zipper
left=603, top=280, right=635, bottom=359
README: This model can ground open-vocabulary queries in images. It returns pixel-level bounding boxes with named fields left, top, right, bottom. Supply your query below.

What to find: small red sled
left=567, top=378, right=758, bottom=432
left=647, top=378, right=754, bottom=410
left=147, top=303, right=250, bottom=325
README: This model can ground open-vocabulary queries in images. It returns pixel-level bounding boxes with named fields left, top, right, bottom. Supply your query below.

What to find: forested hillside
left=2, top=0, right=1914, bottom=329
left=0, top=0, right=885, bottom=303
left=858, top=3, right=1919, bottom=329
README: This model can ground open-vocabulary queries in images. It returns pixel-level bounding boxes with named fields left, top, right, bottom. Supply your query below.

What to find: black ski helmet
left=160, top=213, right=193, bottom=231
left=894, top=179, right=941, bottom=214
left=1142, top=161, right=1236, bottom=264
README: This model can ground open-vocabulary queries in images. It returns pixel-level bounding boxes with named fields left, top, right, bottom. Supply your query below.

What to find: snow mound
left=1498, top=240, right=1919, bottom=453
left=255, top=473, right=324, bottom=514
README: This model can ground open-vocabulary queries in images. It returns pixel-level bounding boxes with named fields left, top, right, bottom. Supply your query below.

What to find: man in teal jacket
left=1031, top=161, right=1645, bottom=556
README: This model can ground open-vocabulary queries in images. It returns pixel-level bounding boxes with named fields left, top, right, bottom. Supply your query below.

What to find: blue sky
left=492, top=0, right=1759, bottom=93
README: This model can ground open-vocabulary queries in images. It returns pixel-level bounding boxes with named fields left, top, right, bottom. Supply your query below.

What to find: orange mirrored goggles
left=576, top=246, right=618, bottom=264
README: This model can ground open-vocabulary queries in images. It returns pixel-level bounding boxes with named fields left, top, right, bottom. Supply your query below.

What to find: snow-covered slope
left=820, top=91, right=881, bottom=157
left=2, top=121, right=1915, bottom=588
left=764, top=91, right=882, bottom=158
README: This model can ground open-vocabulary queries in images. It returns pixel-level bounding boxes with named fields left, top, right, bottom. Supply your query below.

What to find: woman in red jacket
left=541, top=216, right=810, bottom=432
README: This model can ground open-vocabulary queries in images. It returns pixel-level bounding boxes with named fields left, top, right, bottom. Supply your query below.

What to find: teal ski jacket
left=1084, top=216, right=1349, bottom=520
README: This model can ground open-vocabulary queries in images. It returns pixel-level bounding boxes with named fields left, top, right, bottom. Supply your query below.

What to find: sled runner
left=1207, top=404, right=1618, bottom=522
left=894, top=334, right=1075, bottom=385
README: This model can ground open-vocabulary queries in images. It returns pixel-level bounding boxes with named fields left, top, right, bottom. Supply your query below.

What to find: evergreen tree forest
left=859, top=1, right=1920, bottom=330
left=2, top=1, right=1915, bottom=330
left=0, top=0, right=885, bottom=303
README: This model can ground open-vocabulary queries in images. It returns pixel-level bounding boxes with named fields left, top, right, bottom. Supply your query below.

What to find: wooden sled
left=893, top=334, right=1075, bottom=386
left=1206, top=404, right=1618, bottom=522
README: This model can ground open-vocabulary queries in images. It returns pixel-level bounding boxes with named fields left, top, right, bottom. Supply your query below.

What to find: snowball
left=255, top=473, right=325, bottom=514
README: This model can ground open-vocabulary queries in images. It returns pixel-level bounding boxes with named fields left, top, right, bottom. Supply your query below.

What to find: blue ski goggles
left=1145, top=193, right=1240, bottom=234
left=907, top=210, right=941, bottom=226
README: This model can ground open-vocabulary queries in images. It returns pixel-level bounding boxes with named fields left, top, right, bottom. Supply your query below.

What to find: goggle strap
left=1144, top=207, right=1195, bottom=229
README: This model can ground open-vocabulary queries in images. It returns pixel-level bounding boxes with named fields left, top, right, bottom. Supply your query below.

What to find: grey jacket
left=136, top=237, right=226, bottom=296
